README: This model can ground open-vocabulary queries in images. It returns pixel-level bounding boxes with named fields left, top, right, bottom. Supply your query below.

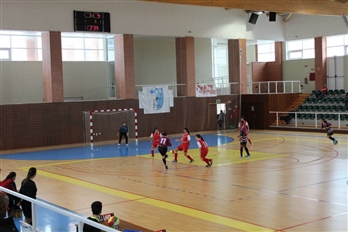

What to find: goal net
left=83, top=108, right=137, bottom=146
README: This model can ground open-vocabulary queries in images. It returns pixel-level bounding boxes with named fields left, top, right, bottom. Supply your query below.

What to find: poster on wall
left=196, top=84, right=217, bottom=97
left=138, top=86, right=173, bottom=114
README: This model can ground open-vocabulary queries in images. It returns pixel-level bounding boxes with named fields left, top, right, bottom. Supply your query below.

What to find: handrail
left=0, top=187, right=119, bottom=232
left=252, top=81, right=301, bottom=94
left=269, top=111, right=347, bottom=129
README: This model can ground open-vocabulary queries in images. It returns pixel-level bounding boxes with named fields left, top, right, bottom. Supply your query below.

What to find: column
left=176, top=37, right=196, bottom=97
left=42, top=31, right=63, bottom=102
left=315, top=37, right=327, bottom=90
left=114, top=34, right=135, bottom=99
left=228, top=39, right=247, bottom=94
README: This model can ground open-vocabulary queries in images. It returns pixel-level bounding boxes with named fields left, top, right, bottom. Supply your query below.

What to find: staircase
left=271, top=93, right=310, bottom=126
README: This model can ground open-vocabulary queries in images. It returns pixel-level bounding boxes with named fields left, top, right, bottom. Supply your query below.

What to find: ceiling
left=144, top=0, right=348, bottom=17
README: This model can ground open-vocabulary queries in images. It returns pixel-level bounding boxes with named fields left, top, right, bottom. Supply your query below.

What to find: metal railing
left=269, top=111, right=348, bottom=129
left=135, top=83, right=186, bottom=98
left=0, top=187, right=119, bottom=232
left=252, top=81, right=301, bottom=94
left=135, top=80, right=301, bottom=98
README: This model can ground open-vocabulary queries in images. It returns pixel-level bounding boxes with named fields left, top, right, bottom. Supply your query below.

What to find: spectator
left=83, top=201, right=103, bottom=232
left=217, top=110, right=225, bottom=130
left=19, top=167, right=37, bottom=225
left=281, top=107, right=296, bottom=125
left=1, top=172, right=20, bottom=214
left=0, top=192, right=19, bottom=232
left=315, top=84, right=328, bottom=100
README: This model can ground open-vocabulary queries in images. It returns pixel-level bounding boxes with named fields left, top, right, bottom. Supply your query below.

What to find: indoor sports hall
left=0, top=1, right=348, bottom=232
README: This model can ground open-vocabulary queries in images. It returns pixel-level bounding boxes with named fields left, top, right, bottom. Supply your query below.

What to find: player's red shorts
left=152, top=142, right=159, bottom=147
left=177, top=143, right=189, bottom=152
left=200, top=149, right=208, bottom=159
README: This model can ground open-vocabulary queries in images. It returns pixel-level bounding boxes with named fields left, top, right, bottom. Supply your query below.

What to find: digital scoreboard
left=74, top=10, right=110, bottom=33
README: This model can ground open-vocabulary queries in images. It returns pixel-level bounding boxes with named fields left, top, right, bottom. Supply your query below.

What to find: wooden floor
left=1, top=130, right=347, bottom=232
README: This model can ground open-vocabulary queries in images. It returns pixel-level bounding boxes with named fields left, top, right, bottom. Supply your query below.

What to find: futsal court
left=0, top=130, right=347, bottom=232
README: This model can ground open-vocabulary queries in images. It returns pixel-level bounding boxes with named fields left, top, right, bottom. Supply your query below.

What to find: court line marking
left=30, top=169, right=274, bottom=232
left=19, top=157, right=118, bottom=169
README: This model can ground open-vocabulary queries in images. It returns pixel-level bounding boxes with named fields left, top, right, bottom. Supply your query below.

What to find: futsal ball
left=107, top=216, right=121, bottom=227
left=170, top=149, right=174, bottom=154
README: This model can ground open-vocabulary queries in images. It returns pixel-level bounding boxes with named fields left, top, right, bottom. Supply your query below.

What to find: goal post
left=83, top=108, right=138, bottom=147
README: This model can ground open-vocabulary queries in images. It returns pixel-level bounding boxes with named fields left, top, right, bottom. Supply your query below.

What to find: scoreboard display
left=74, top=10, right=111, bottom=33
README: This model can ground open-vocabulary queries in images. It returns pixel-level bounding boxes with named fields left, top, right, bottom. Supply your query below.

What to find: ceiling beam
left=145, top=0, right=348, bottom=16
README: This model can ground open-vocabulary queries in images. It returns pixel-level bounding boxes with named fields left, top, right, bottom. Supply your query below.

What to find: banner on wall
left=196, top=84, right=217, bottom=97
left=138, top=86, right=173, bottom=114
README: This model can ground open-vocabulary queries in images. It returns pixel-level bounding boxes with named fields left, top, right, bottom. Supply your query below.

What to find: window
left=257, top=43, right=275, bottom=62
left=286, top=39, right=314, bottom=60
left=0, top=32, right=42, bottom=61
left=212, top=39, right=229, bottom=88
left=0, top=49, right=10, bottom=60
left=326, top=35, right=347, bottom=57
left=61, top=37, right=105, bottom=61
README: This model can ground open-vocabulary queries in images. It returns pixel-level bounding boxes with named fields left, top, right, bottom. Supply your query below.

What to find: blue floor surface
left=5, top=134, right=233, bottom=231
left=2, top=134, right=233, bottom=160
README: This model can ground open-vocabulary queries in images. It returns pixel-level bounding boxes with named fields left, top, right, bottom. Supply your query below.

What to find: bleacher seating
left=290, top=89, right=348, bottom=126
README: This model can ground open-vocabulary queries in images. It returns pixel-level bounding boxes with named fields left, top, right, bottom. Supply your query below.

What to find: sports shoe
left=165, top=165, right=168, bottom=169
left=334, top=140, right=338, bottom=145
left=240, top=156, right=243, bottom=159
left=189, top=160, right=194, bottom=163
left=210, top=159, right=213, bottom=166
left=118, top=144, right=120, bottom=146
left=172, top=160, right=177, bottom=163
left=205, top=164, right=211, bottom=167
left=151, top=155, right=154, bottom=158
left=126, top=144, right=128, bottom=146
left=245, top=154, right=251, bottom=158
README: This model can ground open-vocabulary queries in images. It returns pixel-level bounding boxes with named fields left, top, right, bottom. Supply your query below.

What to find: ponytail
left=195, top=134, right=204, bottom=141
left=23, top=167, right=37, bottom=185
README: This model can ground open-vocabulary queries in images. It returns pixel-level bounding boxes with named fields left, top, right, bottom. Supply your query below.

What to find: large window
left=212, top=39, right=229, bottom=87
left=0, top=32, right=42, bottom=61
left=257, top=43, right=275, bottom=62
left=61, top=36, right=105, bottom=61
left=286, top=39, right=314, bottom=60
left=326, top=35, right=348, bottom=57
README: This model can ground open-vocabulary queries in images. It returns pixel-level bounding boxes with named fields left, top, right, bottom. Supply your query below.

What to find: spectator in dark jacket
left=0, top=192, right=19, bottom=232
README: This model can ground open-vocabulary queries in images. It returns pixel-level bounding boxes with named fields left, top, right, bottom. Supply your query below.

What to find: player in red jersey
left=150, top=127, right=161, bottom=157
left=238, top=123, right=251, bottom=158
left=157, top=132, right=173, bottom=169
left=195, top=134, right=213, bottom=167
left=321, top=118, right=338, bottom=144
left=172, top=127, right=194, bottom=163
left=238, top=116, right=252, bottom=145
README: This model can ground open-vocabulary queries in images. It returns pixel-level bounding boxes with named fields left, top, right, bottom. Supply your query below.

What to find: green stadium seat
left=339, top=89, right=345, bottom=95
left=334, top=89, right=340, bottom=95
left=328, top=90, right=334, bottom=95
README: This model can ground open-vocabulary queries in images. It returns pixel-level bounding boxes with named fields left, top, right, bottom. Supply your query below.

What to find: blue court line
left=1, top=134, right=233, bottom=160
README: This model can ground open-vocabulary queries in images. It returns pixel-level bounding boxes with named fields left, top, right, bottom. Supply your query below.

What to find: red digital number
left=87, top=25, right=99, bottom=31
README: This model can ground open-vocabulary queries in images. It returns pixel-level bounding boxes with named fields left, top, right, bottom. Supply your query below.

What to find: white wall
left=285, top=14, right=348, bottom=40
left=0, top=61, right=108, bottom=104
left=134, top=36, right=176, bottom=85
left=0, top=62, right=43, bottom=104
left=63, top=62, right=108, bottom=101
left=195, top=38, right=213, bottom=83
left=0, top=1, right=284, bottom=41
left=283, top=59, right=315, bottom=93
